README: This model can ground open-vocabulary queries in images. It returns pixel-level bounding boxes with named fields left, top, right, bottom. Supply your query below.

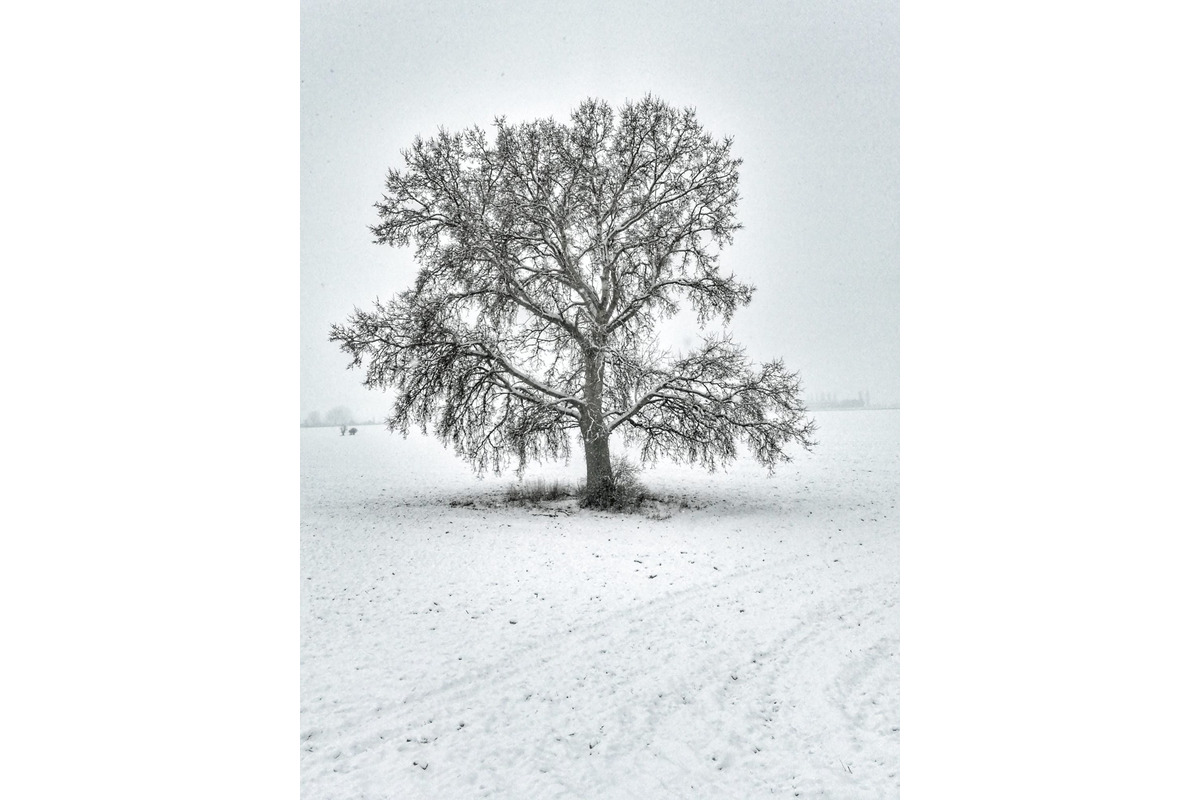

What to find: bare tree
left=331, top=96, right=816, bottom=506
left=325, top=406, right=354, bottom=428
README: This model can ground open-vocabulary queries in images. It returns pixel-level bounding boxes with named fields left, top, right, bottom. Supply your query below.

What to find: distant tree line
left=808, top=391, right=872, bottom=410
left=300, top=407, right=377, bottom=428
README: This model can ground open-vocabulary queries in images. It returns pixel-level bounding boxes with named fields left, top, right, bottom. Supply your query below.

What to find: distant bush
left=348, top=427, right=358, bottom=435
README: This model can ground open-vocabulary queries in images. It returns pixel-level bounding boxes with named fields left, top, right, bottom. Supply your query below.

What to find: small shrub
left=348, top=427, right=358, bottom=435
left=579, top=457, right=653, bottom=512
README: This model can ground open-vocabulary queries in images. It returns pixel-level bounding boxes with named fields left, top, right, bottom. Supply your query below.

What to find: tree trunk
left=580, top=347, right=614, bottom=503
left=582, top=408, right=613, bottom=497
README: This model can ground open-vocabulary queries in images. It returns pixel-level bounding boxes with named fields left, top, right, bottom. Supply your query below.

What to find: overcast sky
left=301, top=0, right=899, bottom=421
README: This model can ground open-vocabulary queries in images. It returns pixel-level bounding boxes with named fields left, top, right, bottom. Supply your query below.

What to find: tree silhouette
left=325, top=406, right=354, bottom=428
left=331, top=96, right=816, bottom=506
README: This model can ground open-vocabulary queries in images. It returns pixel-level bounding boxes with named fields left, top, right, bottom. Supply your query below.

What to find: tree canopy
left=331, top=96, right=816, bottom=504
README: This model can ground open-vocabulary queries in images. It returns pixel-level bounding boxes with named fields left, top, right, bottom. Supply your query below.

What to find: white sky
left=301, top=0, right=899, bottom=420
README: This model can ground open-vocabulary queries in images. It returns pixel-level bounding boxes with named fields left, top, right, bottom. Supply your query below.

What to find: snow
left=301, top=409, right=899, bottom=798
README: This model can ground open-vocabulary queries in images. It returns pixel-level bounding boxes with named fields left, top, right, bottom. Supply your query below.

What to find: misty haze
left=301, top=1, right=898, bottom=797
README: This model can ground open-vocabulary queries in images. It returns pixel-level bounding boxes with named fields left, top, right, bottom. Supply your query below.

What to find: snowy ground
left=300, top=409, right=899, bottom=798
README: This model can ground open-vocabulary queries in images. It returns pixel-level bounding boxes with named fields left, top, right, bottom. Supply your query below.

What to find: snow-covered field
left=300, top=409, right=899, bottom=798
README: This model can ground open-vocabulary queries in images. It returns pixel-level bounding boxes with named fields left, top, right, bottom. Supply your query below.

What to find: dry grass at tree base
left=503, top=478, right=580, bottom=504
left=497, top=458, right=702, bottom=516
left=445, top=457, right=706, bottom=519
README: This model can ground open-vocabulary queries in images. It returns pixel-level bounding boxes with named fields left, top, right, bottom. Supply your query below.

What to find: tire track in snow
left=304, top=541, right=897, bottom=798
